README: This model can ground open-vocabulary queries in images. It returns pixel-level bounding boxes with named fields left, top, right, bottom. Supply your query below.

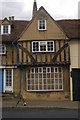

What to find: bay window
left=26, top=67, right=63, bottom=91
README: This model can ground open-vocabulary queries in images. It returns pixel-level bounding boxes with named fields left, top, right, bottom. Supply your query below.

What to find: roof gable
left=2, top=17, right=10, bottom=25
left=19, top=6, right=68, bottom=41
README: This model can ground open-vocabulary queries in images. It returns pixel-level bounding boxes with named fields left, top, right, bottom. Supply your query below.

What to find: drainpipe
left=19, top=68, right=21, bottom=98
left=12, top=42, right=21, bottom=98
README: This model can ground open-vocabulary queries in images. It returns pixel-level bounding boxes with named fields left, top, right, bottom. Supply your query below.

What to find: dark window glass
left=3, top=25, right=8, bottom=34
left=39, top=20, right=46, bottom=30
left=33, top=42, right=39, bottom=51
left=47, top=42, right=53, bottom=51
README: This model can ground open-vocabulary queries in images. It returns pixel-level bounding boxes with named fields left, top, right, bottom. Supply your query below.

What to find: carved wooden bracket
left=52, top=42, right=69, bottom=62
left=17, top=43, right=36, bottom=63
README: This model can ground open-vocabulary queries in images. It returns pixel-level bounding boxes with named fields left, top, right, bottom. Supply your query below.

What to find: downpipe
left=12, top=41, right=26, bottom=106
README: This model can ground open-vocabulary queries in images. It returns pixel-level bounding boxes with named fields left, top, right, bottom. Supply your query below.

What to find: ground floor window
left=4, top=69, right=13, bottom=92
left=6, top=69, right=12, bottom=87
left=26, top=67, right=63, bottom=91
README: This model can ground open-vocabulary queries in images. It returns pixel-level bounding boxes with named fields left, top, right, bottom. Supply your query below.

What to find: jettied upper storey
left=15, top=6, right=70, bottom=66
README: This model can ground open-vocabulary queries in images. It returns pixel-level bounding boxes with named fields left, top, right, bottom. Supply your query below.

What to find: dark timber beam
left=6, top=44, right=8, bottom=65
left=52, top=42, right=68, bottom=62
left=59, top=40, right=61, bottom=62
left=17, top=43, right=36, bottom=63
left=12, top=46, right=14, bottom=64
left=64, top=40, right=66, bottom=61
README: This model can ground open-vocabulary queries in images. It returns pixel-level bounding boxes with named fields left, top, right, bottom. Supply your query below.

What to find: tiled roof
left=0, top=19, right=80, bottom=42
left=0, top=20, right=30, bottom=42
left=56, top=19, right=80, bottom=39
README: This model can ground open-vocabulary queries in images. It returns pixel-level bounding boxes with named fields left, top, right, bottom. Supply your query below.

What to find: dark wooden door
left=72, top=69, right=80, bottom=101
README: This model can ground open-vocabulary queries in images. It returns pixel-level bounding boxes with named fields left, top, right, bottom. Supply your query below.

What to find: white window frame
left=32, top=41, right=54, bottom=53
left=38, top=20, right=46, bottom=30
left=4, top=69, right=13, bottom=93
left=26, top=67, right=63, bottom=92
left=0, top=44, right=6, bottom=55
left=1, top=25, right=11, bottom=35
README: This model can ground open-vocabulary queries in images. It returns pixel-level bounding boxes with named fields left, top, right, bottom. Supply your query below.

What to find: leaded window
left=38, top=20, right=46, bottom=30
left=3, top=25, right=8, bottom=34
left=26, top=67, right=63, bottom=91
left=6, top=69, right=12, bottom=87
left=0, top=44, right=6, bottom=54
left=32, top=41, right=54, bottom=52
left=1, top=25, right=11, bottom=34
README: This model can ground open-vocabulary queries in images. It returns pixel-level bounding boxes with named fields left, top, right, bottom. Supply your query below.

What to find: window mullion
left=54, top=67, right=55, bottom=90
left=46, top=68, right=48, bottom=90
left=46, top=42, right=47, bottom=52
left=42, top=68, right=44, bottom=90
left=38, top=68, right=39, bottom=90
left=26, top=70, right=28, bottom=91
left=34, top=68, right=35, bottom=90
left=30, top=69, right=32, bottom=90
left=39, top=42, right=40, bottom=52
left=58, top=70, right=59, bottom=90
left=50, top=68, right=51, bottom=90
left=62, top=68, right=63, bottom=90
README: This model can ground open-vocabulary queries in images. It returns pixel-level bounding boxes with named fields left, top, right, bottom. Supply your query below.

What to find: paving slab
left=2, top=100, right=79, bottom=109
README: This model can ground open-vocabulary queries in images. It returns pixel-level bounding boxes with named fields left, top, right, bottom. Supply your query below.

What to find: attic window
left=1, top=25, right=11, bottom=35
left=38, top=20, right=46, bottom=30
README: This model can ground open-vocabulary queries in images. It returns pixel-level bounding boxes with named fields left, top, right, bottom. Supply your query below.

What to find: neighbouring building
left=0, top=0, right=79, bottom=101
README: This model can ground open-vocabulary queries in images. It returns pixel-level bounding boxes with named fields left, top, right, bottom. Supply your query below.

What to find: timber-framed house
left=0, top=1, right=72, bottom=101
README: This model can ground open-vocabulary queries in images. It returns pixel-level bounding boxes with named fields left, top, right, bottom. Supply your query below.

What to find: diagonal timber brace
left=52, top=42, right=69, bottom=62
left=17, top=43, right=36, bottom=63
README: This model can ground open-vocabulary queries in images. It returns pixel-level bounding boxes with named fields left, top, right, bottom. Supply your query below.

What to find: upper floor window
left=38, top=20, right=46, bottom=30
left=1, top=25, right=11, bottom=35
left=0, top=44, right=6, bottom=54
left=32, top=41, right=54, bottom=52
left=3, top=25, right=8, bottom=34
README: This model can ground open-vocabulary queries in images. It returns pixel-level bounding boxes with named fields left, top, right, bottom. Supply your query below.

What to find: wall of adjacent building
left=70, top=40, right=80, bottom=101
left=78, top=40, right=80, bottom=68
left=0, top=44, right=17, bottom=66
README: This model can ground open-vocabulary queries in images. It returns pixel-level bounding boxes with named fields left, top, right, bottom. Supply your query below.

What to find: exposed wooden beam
left=22, top=43, right=23, bottom=63
left=52, top=42, right=68, bottom=62
left=59, top=40, right=61, bottom=62
left=12, top=46, right=14, bottom=64
left=6, top=44, right=8, bottom=65
left=64, top=40, right=66, bottom=61
left=26, top=42, right=28, bottom=63
left=17, top=43, right=36, bottom=63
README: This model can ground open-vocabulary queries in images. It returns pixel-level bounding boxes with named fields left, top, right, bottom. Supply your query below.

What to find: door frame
left=4, top=69, right=13, bottom=93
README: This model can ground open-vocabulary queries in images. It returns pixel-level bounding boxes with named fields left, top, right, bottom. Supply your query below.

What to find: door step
left=2, top=93, right=15, bottom=100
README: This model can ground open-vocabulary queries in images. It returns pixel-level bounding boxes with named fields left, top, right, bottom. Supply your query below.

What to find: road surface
left=2, top=108, right=79, bottom=119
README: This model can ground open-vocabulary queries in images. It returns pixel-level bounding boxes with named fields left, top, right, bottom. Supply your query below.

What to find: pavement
left=1, top=99, right=80, bottom=109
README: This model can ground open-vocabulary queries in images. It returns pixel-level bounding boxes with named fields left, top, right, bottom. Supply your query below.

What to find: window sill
left=26, top=90, right=63, bottom=92
left=0, top=53, right=6, bottom=55
left=1, top=33, right=10, bottom=35
left=38, top=29, right=47, bottom=31
left=32, top=51, right=54, bottom=54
